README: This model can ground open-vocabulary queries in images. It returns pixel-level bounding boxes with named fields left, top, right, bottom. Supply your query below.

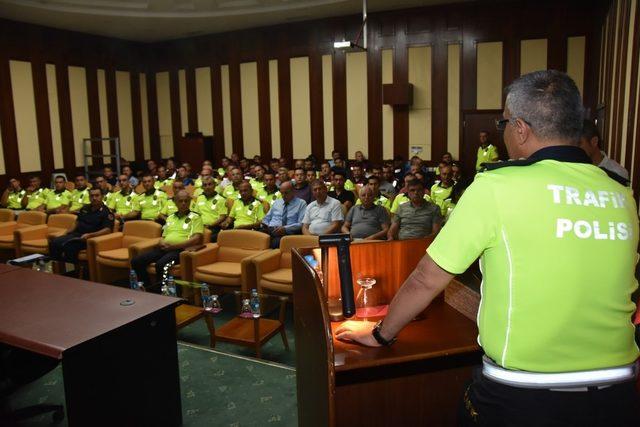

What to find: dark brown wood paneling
left=185, top=67, right=198, bottom=133
left=393, top=24, right=409, bottom=160
left=309, top=53, right=325, bottom=161
left=31, top=61, right=55, bottom=175
left=366, top=19, right=383, bottom=164
left=612, top=0, right=630, bottom=162
left=210, top=64, right=226, bottom=161
left=257, top=58, right=272, bottom=161
left=146, top=72, right=161, bottom=161
left=55, top=63, right=76, bottom=172
left=0, top=56, right=21, bottom=177
left=130, top=72, right=144, bottom=163
left=105, top=68, right=119, bottom=165
left=602, top=3, right=617, bottom=153
left=278, top=56, right=293, bottom=162
left=431, top=38, right=448, bottom=163
left=168, top=69, right=182, bottom=159
left=85, top=67, right=103, bottom=167
left=625, top=0, right=640, bottom=174
left=228, top=60, right=244, bottom=157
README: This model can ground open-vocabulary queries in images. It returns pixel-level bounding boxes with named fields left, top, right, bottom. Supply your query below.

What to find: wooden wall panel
left=567, top=36, right=586, bottom=98
left=447, top=44, right=461, bottom=160
left=32, top=61, right=54, bottom=175
left=321, top=54, right=334, bottom=160
left=0, top=113, right=5, bottom=175
left=178, top=69, right=189, bottom=137
left=139, top=73, right=151, bottom=160
left=97, top=69, right=110, bottom=156
left=1, top=56, right=21, bottom=177
left=155, top=71, right=174, bottom=158
left=46, top=64, right=64, bottom=170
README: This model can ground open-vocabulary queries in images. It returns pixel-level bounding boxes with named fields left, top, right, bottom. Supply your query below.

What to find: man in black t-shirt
left=328, top=169, right=355, bottom=211
left=49, top=188, right=114, bottom=265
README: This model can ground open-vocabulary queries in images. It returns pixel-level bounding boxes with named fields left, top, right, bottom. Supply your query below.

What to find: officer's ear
left=514, top=118, right=530, bottom=144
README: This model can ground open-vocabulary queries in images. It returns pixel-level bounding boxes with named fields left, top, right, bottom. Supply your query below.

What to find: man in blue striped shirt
left=261, top=181, right=307, bottom=248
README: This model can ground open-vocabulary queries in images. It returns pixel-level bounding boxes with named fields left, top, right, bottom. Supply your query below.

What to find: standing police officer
left=336, top=70, right=639, bottom=426
left=49, top=188, right=113, bottom=266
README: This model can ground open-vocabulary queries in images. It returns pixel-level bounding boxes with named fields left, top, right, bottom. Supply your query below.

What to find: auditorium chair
left=185, top=230, right=270, bottom=293
left=0, top=209, right=15, bottom=223
left=253, top=235, right=319, bottom=295
left=144, top=228, right=212, bottom=284
left=0, top=211, right=47, bottom=256
left=89, top=220, right=162, bottom=283
left=13, top=214, right=77, bottom=258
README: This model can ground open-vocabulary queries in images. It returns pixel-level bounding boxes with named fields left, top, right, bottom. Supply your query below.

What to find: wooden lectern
left=292, top=239, right=482, bottom=426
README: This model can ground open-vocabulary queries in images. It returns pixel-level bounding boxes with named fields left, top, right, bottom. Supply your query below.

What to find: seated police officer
left=131, top=190, right=203, bottom=291
left=39, top=176, right=71, bottom=214
left=192, top=176, right=227, bottom=242
left=138, top=174, right=167, bottom=221
left=49, top=188, right=113, bottom=269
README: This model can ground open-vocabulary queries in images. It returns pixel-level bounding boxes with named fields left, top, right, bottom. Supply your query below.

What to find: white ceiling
left=0, top=0, right=466, bottom=42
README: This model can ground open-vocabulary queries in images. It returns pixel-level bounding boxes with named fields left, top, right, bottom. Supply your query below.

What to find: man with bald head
left=131, top=189, right=204, bottom=291
left=261, top=181, right=307, bottom=248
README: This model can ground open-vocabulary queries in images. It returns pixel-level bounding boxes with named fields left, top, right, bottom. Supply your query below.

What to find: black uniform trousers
left=131, top=248, right=182, bottom=291
left=458, top=368, right=639, bottom=426
left=49, top=233, right=86, bottom=264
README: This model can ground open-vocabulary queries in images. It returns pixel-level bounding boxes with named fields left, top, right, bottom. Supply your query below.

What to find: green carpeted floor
left=7, top=343, right=298, bottom=426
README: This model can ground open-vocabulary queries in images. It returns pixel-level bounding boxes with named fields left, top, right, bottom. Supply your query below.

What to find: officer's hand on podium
left=335, top=321, right=381, bottom=347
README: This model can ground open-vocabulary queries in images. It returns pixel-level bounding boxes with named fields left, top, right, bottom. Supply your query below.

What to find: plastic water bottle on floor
left=240, top=299, right=252, bottom=318
left=32, top=261, right=41, bottom=272
left=137, top=282, right=146, bottom=292
left=250, top=288, right=260, bottom=318
left=129, top=270, right=138, bottom=290
left=201, top=283, right=211, bottom=311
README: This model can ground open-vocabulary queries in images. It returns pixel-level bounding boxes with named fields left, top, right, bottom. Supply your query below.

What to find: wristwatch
left=372, top=320, right=397, bottom=346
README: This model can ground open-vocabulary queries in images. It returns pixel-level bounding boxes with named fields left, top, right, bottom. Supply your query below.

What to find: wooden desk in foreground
left=292, top=240, right=482, bottom=427
left=0, top=267, right=183, bottom=426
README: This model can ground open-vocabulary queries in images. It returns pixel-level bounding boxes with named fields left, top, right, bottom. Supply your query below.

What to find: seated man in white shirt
left=579, top=119, right=629, bottom=183
left=302, top=180, right=344, bottom=236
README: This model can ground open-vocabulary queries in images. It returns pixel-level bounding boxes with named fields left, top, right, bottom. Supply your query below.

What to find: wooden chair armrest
left=128, top=237, right=162, bottom=259
left=88, top=232, right=124, bottom=254
left=14, top=225, right=49, bottom=241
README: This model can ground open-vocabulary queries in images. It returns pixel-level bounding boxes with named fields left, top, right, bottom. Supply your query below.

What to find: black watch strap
left=372, top=320, right=396, bottom=346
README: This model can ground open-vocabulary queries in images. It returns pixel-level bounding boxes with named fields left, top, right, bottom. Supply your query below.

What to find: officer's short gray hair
left=505, top=70, right=584, bottom=144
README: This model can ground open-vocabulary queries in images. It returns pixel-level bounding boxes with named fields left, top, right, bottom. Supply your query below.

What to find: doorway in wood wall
left=461, top=111, right=507, bottom=178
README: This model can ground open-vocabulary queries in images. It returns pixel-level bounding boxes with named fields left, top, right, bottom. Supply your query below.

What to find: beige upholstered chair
left=0, top=211, right=47, bottom=254
left=0, top=209, right=15, bottom=223
left=253, top=235, right=319, bottom=294
left=144, top=228, right=212, bottom=282
left=14, top=214, right=77, bottom=257
left=89, top=220, right=162, bottom=283
left=185, top=230, right=270, bottom=292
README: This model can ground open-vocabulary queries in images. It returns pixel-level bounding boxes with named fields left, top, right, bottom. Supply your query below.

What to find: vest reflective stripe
left=482, top=356, right=637, bottom=389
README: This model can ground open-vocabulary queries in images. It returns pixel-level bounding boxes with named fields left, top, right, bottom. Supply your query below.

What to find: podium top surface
left=331, top=301, right=480, bottom=372
left=0, top=268, right=181, bottom=359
